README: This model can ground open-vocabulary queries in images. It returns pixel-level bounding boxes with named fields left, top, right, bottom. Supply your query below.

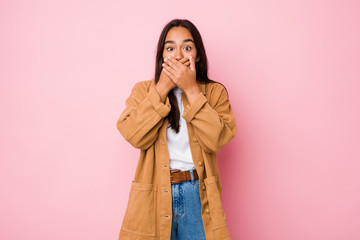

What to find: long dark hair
left=154, top=19, right=217, bottom=133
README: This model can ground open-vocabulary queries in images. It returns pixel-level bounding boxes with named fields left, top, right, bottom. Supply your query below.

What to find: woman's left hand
left=162, top=56, right=199, bottom=94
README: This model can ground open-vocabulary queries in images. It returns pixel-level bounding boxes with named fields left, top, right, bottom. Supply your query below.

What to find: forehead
left=164, top=27, right=194, bottom=44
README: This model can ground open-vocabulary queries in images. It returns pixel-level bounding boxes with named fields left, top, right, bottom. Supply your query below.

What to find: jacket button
left=193, top=136, right=198, bottom=142
left=202, top=184, right=206, bottom=191
left=205, top=208, right=210, bottom=214
left=198, top=161, right=203, bottom=166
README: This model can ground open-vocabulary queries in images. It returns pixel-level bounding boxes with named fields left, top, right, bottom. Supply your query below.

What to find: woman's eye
left=166, top=46, right=191, bottom=51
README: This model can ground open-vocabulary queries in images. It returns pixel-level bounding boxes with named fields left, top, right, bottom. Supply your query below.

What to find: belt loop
left=189, top=168, right=195, bottom=184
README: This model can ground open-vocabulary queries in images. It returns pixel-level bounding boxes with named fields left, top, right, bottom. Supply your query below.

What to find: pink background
left=1, top=0, right=360, bottom=239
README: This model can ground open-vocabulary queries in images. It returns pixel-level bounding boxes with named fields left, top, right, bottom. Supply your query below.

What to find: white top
left=166, top=87, right=195, bottom=171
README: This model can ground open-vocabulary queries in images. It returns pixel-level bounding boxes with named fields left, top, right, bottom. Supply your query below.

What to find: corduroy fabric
left=116, top=78, right=237, bottom=240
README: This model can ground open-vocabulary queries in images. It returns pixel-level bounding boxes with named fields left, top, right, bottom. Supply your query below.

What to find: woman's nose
left=175, top=51, right=183, bottom=60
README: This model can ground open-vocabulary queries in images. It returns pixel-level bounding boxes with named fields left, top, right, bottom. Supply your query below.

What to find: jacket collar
left=151, top=78, right=206, bottom=95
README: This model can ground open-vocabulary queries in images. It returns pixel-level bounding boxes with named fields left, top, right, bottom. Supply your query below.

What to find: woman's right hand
left=155, top=57, right=190, bottom=102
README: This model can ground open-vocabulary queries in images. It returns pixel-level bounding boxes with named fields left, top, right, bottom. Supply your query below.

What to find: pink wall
left=1, top=0, right=360, bottom=239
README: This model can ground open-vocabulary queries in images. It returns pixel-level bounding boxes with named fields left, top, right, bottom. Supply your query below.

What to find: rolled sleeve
left=147, top=85, right=171, bottom=117
left=182, top=92, right=207, bottom=122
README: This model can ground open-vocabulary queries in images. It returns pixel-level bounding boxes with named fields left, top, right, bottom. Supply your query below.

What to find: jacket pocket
left=121, top=181, right=157, bottom=236
left=204, top=175, right=227, bottom=230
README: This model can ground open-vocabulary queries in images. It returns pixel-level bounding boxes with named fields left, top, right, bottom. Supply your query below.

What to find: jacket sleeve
left=116, top=81, right=171, bottom=150
left=182, top=83, right=237, bottom=153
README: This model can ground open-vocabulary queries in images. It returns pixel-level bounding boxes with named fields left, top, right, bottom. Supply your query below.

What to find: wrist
left=184, top=84, right=200, bottom=96
left=155, top=82, right=171, bottom=103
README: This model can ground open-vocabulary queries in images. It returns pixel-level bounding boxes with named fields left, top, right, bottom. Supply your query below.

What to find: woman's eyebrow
left=164, top=39, right=194, bottom=44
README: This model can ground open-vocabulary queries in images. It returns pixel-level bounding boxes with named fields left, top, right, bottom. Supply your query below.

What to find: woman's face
left=162, top=26, right=199, bottom=62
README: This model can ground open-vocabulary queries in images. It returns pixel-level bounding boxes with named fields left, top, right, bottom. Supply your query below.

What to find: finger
left=172, top=57, right=188, bottom=70
left=189, top=56, right=196, bottom=72
left=179, top=58, right=190, bottom=68
left=164, top=56, right=188, bottom=66
left=163, top=57, right=189, bottom=70
left=168, top=57, right=187, bottom=71
left=162, top=66, right=177, bottom=81
left=184, top=61, right=190, bottom=67
left=164, top=57, right=181, bottom=72
left=179, top=57, right=190, bottom=64
left=162, top=62, right=178, bottom=77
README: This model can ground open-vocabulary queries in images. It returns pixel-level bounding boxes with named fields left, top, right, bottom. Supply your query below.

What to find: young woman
left=116, top=19, right=237, bottom=240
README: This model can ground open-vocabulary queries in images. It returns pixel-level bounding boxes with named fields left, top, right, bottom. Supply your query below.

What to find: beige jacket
left=116, top=78, right=237, bottom=240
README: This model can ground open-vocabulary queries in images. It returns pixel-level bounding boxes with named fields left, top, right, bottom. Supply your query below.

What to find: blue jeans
left=170, top=168, right=206, bottom=240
